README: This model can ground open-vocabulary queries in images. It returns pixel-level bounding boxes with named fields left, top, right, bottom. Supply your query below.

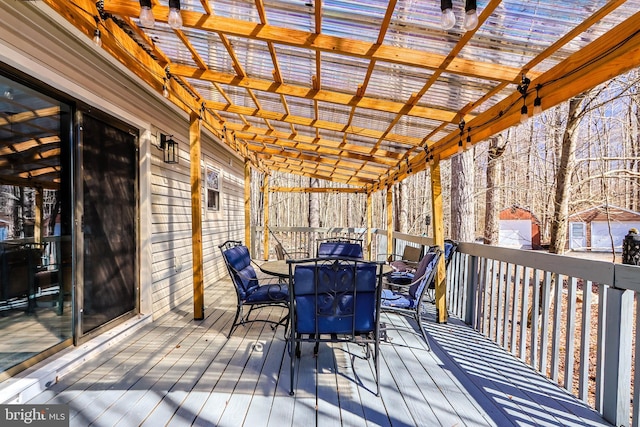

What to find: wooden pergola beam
left=269, top=186, right=365, bottom=193
left=180, top=65, right=468, bottom=124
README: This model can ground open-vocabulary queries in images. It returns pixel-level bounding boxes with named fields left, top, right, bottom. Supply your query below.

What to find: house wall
left=0, top=2, right=244, bottom=320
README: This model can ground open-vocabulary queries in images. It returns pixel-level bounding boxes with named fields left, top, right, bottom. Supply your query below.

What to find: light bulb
left=457, top=141, right=463, bottom=154
left=93, top=29, right=102, bottom=47
left=163, top=83, right=169, bottom=98
left=139, top=6, right=155, bottom=28
left=168, top=8, right=183, bottom=29
left=441, top=8, right=455, bottom=30
left=533, top=97, right=542, bottom=115
left=463, top=9, right=478, bottom=31
left=520, top=105, right=529, bottom=124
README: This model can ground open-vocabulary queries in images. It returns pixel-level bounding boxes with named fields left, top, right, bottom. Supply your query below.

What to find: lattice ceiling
left=32, top=0, right=640, bottom=191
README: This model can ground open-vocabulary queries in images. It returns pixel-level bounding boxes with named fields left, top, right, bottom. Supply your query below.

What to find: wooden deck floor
left=26, top=278, right=611, bottom=427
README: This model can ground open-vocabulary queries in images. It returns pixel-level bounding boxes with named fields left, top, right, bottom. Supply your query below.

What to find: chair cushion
left=223, top=245, right=259, bottom=298
left=408, top=252, right=437, bottom=299
left=380, top=289, right=416, bottom=308
left=317, top=242, right=363, bottom=259
left=245, top=283, right=288, bottom=303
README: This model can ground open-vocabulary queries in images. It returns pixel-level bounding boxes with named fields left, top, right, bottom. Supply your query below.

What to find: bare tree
left=451, top=148, right=475, bottom=242
left=483, top=134, right=507, bottom=245
left=549, top=95, right=588, bottom=254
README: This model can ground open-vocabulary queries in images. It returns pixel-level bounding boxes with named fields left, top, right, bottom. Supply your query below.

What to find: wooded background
left=253, top=68, right=640, bottom=254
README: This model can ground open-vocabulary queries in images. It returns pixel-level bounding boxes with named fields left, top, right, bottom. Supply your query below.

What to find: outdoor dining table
left=259, top=259, right=393, bottom=278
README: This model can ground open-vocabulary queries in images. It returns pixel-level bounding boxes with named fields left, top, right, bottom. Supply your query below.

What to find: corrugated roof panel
left=253, top=91, right=286, bottom=115
left=272, top=45, right=315, bottom=87
left=458, top=1, right=615, bottom=71
left=209, top=0, right=260, bottom=22
left=320, top=1, right=387, bottom=42
left=365, top=62, right=432, bottom=102
left=264, top=3, right=314, bottom=32
left=349, top=107, right=397, bottom=133
left=222, top=36, right=274, bottom=81
left=392, top=115, right=438, bottom=140
left=320, top=53, right=369, bottom=94
left=317, top=101, right=350, bottom=126
left=421, top=72, right=498, bottom=113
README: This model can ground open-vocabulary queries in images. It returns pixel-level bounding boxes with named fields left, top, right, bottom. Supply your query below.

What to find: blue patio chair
left=287, top=257, right=384, bottom=396
left=219, top=240, right=289, bottom=338
left=316, top=237, right=364, bottom=259
left=380, top=247, right=442, bottom=349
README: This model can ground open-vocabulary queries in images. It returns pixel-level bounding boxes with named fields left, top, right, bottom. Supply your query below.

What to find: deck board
left=22, top=278, right=612, bottom=427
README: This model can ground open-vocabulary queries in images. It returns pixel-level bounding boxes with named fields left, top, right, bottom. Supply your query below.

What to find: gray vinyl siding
left=150, top=145, right=244, bottom=318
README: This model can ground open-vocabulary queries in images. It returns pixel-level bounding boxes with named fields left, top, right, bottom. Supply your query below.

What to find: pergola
left=26, top=0, right=640, bottom=321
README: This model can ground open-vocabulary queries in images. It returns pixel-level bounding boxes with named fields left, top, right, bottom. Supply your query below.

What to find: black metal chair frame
left=219, top=240, right=289, bottom=338
left=381, top=247, right=443, bottom=349
left=286, top=257, right=384, bottom=396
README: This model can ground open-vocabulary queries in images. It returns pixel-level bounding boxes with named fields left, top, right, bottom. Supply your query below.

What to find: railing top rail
left=458, top=241, right=617, bottom=286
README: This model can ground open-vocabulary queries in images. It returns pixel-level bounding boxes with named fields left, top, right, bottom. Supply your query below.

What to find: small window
left=206, top=164, right=220, bottom=211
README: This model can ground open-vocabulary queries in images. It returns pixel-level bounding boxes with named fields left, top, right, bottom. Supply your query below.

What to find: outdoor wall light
left=160, top=134, right=179, bottom=164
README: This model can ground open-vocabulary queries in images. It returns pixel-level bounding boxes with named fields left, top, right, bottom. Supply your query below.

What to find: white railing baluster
left=540, top=270, right=552, bottom=376
left=519, top=266, right=530, bottom=361
left=633, top=292, right=640, bottom=427
left=503, top=262, right=513, bottom=349
left=511, top=264, right=522, bottom=356
left=551, top=272, right=563, bottom=382
left=488, top=259, right=498, bottom=340
left=578, top=279, right=592, bottom=402
left=530, top=269, right=541, bottom=370
left=496, top=261, right=505, bottom=346
left=595, top=283, right=607, bottom=412
left=564, top=276, right=577, bottom=391
left=480, top=257, right=490, bottom=336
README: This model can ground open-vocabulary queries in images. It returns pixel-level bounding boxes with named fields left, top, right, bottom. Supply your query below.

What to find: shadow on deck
left=19, top=278, right=610, bottom=426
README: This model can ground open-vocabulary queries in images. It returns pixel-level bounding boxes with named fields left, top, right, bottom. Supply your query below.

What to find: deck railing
left=446, top=242, right=639, bottom=427
left=253, top=226, right=638, bottom=426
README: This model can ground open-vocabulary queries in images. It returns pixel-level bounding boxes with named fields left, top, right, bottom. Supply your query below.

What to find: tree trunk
left=308, top=178, right=320, bottom=255
left=451, top=148, right=475, bottom=242
left=549, top=96, right=585, bottom=254
left=484, top=134, right=506, bottom=245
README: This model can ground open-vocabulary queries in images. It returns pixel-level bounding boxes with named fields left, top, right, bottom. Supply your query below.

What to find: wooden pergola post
left=244, top=159, right=251, bottom=250
left=34, top=187, right=43, bottom=244
left=366, top=191, right=372, bottom=261
left=386, top=185, right=393, bottom=260
left=190, top=111, right=204, bottom=321
left=430, top=159, right=447, bottom=323
left=262, top=175, right=270, bottom=261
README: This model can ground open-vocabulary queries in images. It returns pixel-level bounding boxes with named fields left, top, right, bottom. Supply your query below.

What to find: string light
left=139, top=0, right=155, bottom=27
left=458, top=119, right=465, bottom=154
left=533, top=84, right=543, bottom=116
left=168, top=0, right=183, bottom=29
left=463, top=0, right=478, bottom=31
left=517, top=73, right=530, bottom=124
left=440, top=0, right=455, bottom=30
left=163, top=66, right=171, bottom=98
left=162, top=79, right=169, bottom=98
left=92, top=28, right=102, bottom=47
